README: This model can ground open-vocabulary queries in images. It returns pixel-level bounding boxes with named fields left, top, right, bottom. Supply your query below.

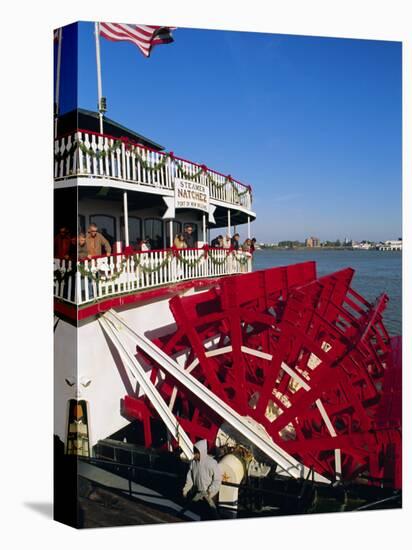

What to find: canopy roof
left=56, top=108, right=164, bottom=151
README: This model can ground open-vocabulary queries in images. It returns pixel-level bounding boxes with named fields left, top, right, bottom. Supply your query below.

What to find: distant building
left=305, top=236, right=320, bottom=248
left=379, top=240, right=402, bottom=251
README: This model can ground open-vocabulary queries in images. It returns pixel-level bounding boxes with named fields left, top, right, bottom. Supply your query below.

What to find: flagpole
left=54, top=28, right=63, bottom=136
left=94, top=22, right=104, bottom=134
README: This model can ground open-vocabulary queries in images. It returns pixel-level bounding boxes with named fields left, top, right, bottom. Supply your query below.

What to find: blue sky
left=57, top=22, right=402, bottom=242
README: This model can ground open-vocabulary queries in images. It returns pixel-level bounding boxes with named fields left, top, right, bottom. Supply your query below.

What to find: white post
left=123, top=191, right=129, bottom=247
left=202, top=213, right=206, bottom=245
left=54, top=27, right=63, bottom=136
left=94, top=22, right=104, bottom=134
left=227, top=209, right=231, bottom=236
left=169, top=220, right=173, bottom=247
left=247, top=216, right=251, bottom=239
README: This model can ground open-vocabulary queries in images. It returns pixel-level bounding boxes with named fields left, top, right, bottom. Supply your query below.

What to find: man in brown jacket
left=86, top=224, right=112, bottom=257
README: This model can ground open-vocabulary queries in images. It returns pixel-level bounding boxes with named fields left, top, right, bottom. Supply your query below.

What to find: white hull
left=54, top=283, right=207, bottom=452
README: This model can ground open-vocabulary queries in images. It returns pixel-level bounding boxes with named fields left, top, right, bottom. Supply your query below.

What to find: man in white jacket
left=183, top=440, right=222, bottom=519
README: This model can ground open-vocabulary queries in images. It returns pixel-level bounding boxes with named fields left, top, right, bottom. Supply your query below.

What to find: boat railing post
left=84, top=133, right=91, bottom=175
left=60, top=259, right=66, bottom=298
left=76, top=131, right=84, bottom=175
left=75, top=267, right=82, bottom=305
left=110, top=137, right=116, bottom=179
left=171, top=251, right=177, bottom=283
left=90, top=134, right=98, bottom=176
left=66, top=260, right=72, bottom=301
left=121, top=141, right=126, bottom=182
left=103, top=135, right=110, bottom=177
left=65, top=135, right=72, bottom=177
left=58, top=137, right=66, bottom=179
left=91, top=259, right=98, bottom=300
left=115, top=139, right=122, bottom=179
left=125, top=254, right=130, bottom=293
left=84, top=260, right=90, bottom=302
left=97, top=134, right=104, bottom=176
left=123, top=192, right=130, bottom=247
left=166, top=154, right=172, bottom=189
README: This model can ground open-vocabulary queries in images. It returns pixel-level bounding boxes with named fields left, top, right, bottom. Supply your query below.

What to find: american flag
left=99, top=23, right=176, bottom=57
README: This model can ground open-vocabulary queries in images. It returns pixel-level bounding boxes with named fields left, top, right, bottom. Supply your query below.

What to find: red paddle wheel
left=124, top=261, right=401, bottom=489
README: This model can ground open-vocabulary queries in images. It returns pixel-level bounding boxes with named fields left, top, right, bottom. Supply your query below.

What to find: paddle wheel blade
left=119, top=262, right=401, bottom=488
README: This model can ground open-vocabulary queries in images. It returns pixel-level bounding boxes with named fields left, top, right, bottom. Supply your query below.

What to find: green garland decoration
left=57, top=250, right=251, bottom=302
left=77, top=252, right=173, bottom=284
left=132, top=149, right=171, bottom=172
left=78, top=139, right=123, bottom=160
left=174, top=251, right=206, bottom=269
left=208, top=252, right=231, bottom=266
left=175, top=160, right=204, bottom=181
left=204, top=172, right=250, bottom=198
left=77, top=262, right=104, bottom=283
left=137, top=252, right=172, bottom=273
left=55, top=140, right=251, bottom=200
left=232, top=252, right=251, bottom=266
left=54, top=268, right=73, bottom=283
left=54, top=141, right=78, bottom=163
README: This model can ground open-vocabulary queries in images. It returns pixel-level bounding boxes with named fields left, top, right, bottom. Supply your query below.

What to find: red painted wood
left=124, top=262, right=401, bottom=488
left=54, top=299, right=77, bottom=321
left=76, top=277, right=222, bottom=320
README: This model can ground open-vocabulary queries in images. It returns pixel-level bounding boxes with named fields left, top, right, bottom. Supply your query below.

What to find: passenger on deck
left=250, top=237, right=257, bottom=253
left=54, top=226, right=72, bottom=259
left=86, top=224, right=112, bottom=258
left=211, top=235, right=223, bottom=248
left=136, top=238, right=150, bottom=252
left=183, top=224, right=196, bottom=248
left=174, top=233, right=187, bottom=249
left=231, top=233, right=241, bottom=251
left=182, top=440, right=222, bottom=520
left=242, top=238, right=253, bottom=253
left=144, top=236, right=152, bottom=250
left=77, top=233, right=88, bottom=260
left=222, top=235, right=232, bottom=249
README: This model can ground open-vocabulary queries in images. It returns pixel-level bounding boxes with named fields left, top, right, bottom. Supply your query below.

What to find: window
left=144, top=218, right=164, bottom=250
left=89, top=215, right=116, bottom=246
left=121, top=216, right=142, bottom=246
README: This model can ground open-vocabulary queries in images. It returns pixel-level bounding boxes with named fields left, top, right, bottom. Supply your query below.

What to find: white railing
left=54, top=131, right=252, bottom=210
left=54, top=248, right=253, bottom=306
left=53, top=259, right=76, bottom=304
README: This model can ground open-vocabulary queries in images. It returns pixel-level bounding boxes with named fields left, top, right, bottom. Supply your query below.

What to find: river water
left=252, top=249, right=402, bottom=336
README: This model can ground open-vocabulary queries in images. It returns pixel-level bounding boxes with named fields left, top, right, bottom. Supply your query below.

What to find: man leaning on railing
left=86, top=223, right=111, bottom=258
